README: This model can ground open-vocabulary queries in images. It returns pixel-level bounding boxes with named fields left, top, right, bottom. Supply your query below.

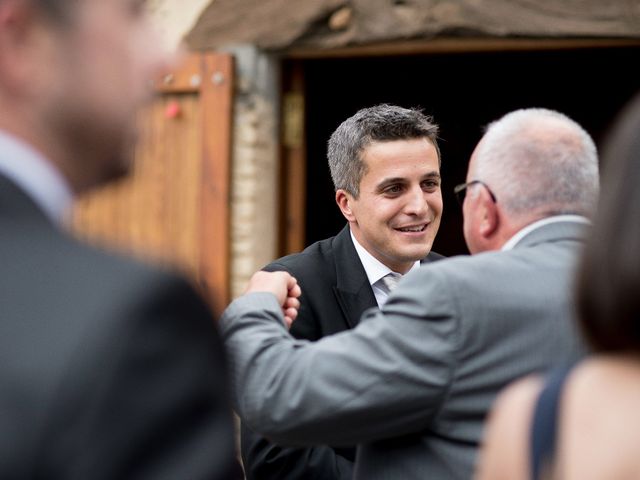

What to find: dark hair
left=327, top=104, right=440, bottom=197
left=577, top=93, right=640, bottom=351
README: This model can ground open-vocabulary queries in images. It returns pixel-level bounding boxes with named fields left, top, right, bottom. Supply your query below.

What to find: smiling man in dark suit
left=0, top=0, right=239, bottom=478
left=241, top=104, right=444, bottom=479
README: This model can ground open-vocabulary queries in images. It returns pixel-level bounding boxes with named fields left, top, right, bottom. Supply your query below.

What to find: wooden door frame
left=279, top=60, right=307, bottom=255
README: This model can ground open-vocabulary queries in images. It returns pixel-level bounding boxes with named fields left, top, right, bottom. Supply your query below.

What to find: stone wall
left=227, top=46, right=280, bottom=298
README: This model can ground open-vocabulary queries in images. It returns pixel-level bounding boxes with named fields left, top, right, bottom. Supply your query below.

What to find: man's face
left=340, top=138, right=442, bottom=273
left=39, top=0, right=170, bottom=191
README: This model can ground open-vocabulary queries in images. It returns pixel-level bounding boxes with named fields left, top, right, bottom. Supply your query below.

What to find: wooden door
left=72, top=52, right=233, bottom=315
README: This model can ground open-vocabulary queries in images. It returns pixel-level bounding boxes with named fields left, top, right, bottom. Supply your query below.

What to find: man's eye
left=422, top=181, right=440, bottom=190
left=384, top=185, right=402, bottom=194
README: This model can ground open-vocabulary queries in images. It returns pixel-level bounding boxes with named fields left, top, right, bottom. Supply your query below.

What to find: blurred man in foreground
left=0, top=0, right=239, bottom=478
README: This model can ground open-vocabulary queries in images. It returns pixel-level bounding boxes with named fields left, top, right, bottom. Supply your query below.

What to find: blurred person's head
left=460, top=108, right=599, bottom=254
left=577, top=94, right=640, bottom=352
left=0, top=0, right=171, bottom=193
left=329, top=104, right=442, bottom=273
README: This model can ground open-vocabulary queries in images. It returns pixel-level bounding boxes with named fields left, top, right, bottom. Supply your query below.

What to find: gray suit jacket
left=221, top=220, right=587, bottom=479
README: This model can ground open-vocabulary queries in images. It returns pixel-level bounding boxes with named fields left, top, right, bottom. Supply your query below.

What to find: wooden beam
left=285, top=37, right=640, bottom=59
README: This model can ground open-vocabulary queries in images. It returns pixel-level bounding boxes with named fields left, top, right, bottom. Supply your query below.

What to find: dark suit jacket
left=0, top=174, right=241, bottom=479
left=241, top=225, right=443, bottom=479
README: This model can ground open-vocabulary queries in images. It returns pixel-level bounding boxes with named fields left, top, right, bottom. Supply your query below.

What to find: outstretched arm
left=222, top=267, right=459, bottom=446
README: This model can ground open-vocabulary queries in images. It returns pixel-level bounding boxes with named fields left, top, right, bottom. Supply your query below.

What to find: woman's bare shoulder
left=475, top=375, right=545, bottom=480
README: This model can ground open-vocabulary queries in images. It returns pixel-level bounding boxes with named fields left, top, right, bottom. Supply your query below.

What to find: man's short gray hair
left=327, top=104, right=440, bottom=198
left=473, top=108, right=599, bottom=217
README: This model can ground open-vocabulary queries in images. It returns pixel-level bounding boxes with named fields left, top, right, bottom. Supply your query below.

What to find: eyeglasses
left=453, top=180, right=497, bottom=205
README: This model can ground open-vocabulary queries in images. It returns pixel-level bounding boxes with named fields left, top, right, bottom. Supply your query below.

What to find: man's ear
left=335, top=189, right=356, bottom=222
left=478, top=191, right=499, bottom=239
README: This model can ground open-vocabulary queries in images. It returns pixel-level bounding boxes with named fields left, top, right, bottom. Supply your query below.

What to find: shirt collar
left=501, top=214, right=591, bottom=251
left=350, top=229, right=421, bottom=286
left=0, top=130, right=73, bottom=224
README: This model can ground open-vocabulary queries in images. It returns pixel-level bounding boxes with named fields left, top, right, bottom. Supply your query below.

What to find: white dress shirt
left=350, top=230, right=420, bottom=307
left=0, top=130, right=73, bottom=224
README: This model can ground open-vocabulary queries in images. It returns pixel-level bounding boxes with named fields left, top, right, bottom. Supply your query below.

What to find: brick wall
left=229, top=46, right=280, bottom=298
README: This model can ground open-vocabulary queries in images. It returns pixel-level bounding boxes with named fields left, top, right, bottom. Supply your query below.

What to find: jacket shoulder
left=263, top=235, right=338, bottom=282
left=425, top=250, right=446, bottom=262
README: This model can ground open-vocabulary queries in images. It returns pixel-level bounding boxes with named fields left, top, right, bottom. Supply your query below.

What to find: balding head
left=470, top=108, right=599, bottom=219
left=462, top=108, right=599, bottom=254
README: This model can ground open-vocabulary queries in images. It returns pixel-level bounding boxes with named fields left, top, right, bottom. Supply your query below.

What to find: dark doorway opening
left=300, top=45, right=639, bottom=256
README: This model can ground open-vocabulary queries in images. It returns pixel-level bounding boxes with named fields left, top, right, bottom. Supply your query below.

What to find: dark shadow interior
left=301, top=46, right=639, bottom=256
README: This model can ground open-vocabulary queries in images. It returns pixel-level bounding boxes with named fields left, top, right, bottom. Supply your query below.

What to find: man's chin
left=99, top=132, right=137, bottom=183
left=396, top=248, right=432, bottom=264
left=101, top=152, right=134, bottom=184
left=76, top=151, right=133, bottom=194
left=399, top=239, right=433, bottom=257
left=63, top=118, right=138, bottom=192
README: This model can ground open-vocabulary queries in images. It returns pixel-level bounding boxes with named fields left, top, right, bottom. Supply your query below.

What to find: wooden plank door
left=71, top=52, right=233, bottom=315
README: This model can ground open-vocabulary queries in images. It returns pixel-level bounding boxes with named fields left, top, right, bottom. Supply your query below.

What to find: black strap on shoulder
left=530, top=365, right=574, bottom=480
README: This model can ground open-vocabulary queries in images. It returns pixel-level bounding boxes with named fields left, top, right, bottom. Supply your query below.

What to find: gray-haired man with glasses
left=221, top=108, right=597, bottom=479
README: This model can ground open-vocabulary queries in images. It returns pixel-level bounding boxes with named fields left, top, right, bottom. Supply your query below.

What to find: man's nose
left=404, top=186, right=428, bottom=216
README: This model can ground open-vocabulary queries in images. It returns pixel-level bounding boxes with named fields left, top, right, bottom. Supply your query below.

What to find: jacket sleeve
left=222, top=265, right=460, bottom=446
left=238, top=262, right=355, bottom=480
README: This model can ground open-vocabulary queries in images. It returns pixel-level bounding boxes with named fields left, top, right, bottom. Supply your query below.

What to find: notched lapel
left=331, top=226, right=378, bottom=329
left=333, top=284, right=376, bottom=329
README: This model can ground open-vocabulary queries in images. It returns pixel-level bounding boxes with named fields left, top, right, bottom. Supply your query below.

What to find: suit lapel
left=331, top=225, right=377, bottom=329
